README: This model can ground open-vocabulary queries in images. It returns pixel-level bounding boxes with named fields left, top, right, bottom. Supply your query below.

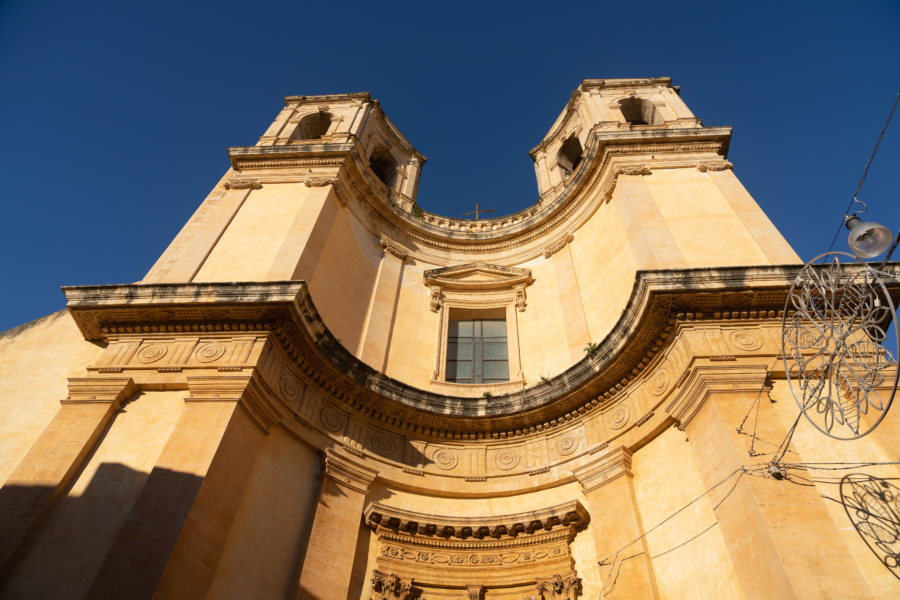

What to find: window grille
left=446, top=319, right=509, bottom=384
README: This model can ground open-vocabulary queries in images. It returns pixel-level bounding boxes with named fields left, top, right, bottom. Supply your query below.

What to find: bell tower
left=143, top=92, right=426, bottom=285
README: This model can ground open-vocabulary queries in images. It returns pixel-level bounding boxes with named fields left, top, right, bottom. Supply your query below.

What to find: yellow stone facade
left=1, top=78, right=898, bottom=599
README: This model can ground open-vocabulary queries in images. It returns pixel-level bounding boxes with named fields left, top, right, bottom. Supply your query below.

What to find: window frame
left=424, top=263, right=532, bottom=395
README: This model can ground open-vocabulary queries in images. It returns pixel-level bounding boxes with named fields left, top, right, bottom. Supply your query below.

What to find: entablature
left=64, top=264, right=882, bottom=439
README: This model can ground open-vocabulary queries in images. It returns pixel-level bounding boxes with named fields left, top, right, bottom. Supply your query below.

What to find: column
left=89, top=374, right=278, bottom=600
left=358, top=237, right=406, bottom=371
left=297, top=447, right=377, bottom=600
left=574, top=447, right=659, bottom=599
left=668, top=365, right=871, bottom=599
left=0, top=377, right=135, bottom=576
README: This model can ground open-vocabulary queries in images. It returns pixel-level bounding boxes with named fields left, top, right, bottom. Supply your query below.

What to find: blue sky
left=1, top=1, right=899, bottom=332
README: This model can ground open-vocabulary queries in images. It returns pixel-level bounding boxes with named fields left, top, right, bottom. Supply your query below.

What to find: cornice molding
left=364, top=499, right=588, bottom=539
left=62, top=264, right=897, bottom=438
left=423, top=263, right=533, bottom=290
left=224, top=125, right=731, bottom=265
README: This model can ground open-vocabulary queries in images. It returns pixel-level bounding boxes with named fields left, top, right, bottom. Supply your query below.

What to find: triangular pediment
left=423, top=262, right=533, bottom=290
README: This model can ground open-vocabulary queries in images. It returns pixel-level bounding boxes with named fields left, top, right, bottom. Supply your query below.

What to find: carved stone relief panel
left=364, top=501, right=587, bottom=599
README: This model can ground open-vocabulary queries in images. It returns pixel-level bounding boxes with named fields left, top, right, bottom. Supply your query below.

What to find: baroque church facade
left=0, top=78, right=898, bottom=599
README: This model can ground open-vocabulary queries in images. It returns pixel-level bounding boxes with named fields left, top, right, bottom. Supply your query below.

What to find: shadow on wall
left=0, top=463, right=203, bottom=600
left=840, top=473, right=900, bottom=580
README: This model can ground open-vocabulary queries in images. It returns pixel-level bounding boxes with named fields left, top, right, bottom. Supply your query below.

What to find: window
left=446, top=318, right=509, bottom=384
left=557, top=135, right=583, bottom=179
left=369, top=146, right=398, bottom=188
left=292, top=111, right=332, bottom=140
left=618, top=98, right=662, bottom=126
left=424, top=263, right=531, bottom=393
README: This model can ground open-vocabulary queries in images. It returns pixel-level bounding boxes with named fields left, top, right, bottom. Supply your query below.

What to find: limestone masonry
left=1, top=78, right=898, bottom=599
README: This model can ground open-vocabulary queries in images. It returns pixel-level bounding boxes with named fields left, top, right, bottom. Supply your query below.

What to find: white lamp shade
left=846, top=216, right=893, bottom=258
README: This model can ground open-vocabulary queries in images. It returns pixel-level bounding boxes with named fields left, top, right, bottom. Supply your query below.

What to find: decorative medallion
left=135, top=344, right=168, bottom=364
left=319, top=405, right=347, bottom=433
left=494, top=449, right=521, bottom=471
left=650, top=369, right=669, bottom=396
left=729, top=329, right=763, bottom=352
left=607, top=404, right=631, bottom=430
left=278, top=372, right=301, bottom=403
left=432, top=449, right=459, bottom=470
left=554, top=434, right=580, bottom=456
left=369, top=430, right=401, bottom=460
left=194, top=342, right=226, bottom=363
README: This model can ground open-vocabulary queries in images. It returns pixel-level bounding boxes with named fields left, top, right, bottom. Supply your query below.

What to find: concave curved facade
left=1, top=78, right=898, bottom=599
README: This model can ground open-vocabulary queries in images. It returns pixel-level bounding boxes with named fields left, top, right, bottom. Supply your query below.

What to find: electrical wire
left=826, top=93, right=900, bottom=254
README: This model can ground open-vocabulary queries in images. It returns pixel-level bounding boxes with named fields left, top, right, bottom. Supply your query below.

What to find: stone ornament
left=432, top=449, right=459, bottom=470
left=319, top=405, right=347, bottom=433
left=135, top=344, right=168, bottom=364
left=535, top=572, right=582, bottom=600
left=696, top=159, right=733, bottom=172
left=370, top=570, right=415, bottom=600
left=729, top=329, right=763, bottom=352
left=223, top=178, right=262, bottom=190
left=543, top=234, right=574, bottom=259
left=650, top=369, right=669, bottom=396
left=606, top=404, right=631, bottom=430
left=380, top=235, right=409, bottom=260
left=194, top=342, right=226, bottom=363
left=554, top=434, right=580, bottom=456
left=494, top=449, right=520, bottom=471
left=278, top=372, right=301, bottom=403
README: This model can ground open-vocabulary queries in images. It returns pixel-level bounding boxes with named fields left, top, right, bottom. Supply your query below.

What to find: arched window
left=557, top=135, right=583, bottom=178
left=618, top=98, right=662, bottom=126
left=369, top=147, right=398, bottom=188
left=292, top=111, right=332, bottom=140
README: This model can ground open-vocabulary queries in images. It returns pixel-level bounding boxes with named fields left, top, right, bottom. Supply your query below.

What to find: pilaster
left=547, top=239, right=590, bottom=363
left=0, top=377, right=136, bottom=577
left=669, top=365, right=872, bottom=599
left=103, top=374, right=278, bottom=600
left=269, top=184, right=342, bottom=281
left=573, top=446, right=659, bottom=599
left=297, top=447, right=378, bottom=600
left=358, top=236, right=407, bottom=370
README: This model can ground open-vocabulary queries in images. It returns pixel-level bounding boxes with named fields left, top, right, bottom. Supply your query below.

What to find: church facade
left=1, top=78, right=898, bottom=599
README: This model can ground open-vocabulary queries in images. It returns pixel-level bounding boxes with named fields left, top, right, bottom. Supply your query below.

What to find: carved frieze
left=367, top=501, right=587, bottom=599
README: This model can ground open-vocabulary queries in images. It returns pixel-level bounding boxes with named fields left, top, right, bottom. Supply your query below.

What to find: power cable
left=826, top=92, right=900, bottom=254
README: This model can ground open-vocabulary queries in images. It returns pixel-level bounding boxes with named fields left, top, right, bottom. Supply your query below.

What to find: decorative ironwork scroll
left=782, top=252, right=898, bottom=439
